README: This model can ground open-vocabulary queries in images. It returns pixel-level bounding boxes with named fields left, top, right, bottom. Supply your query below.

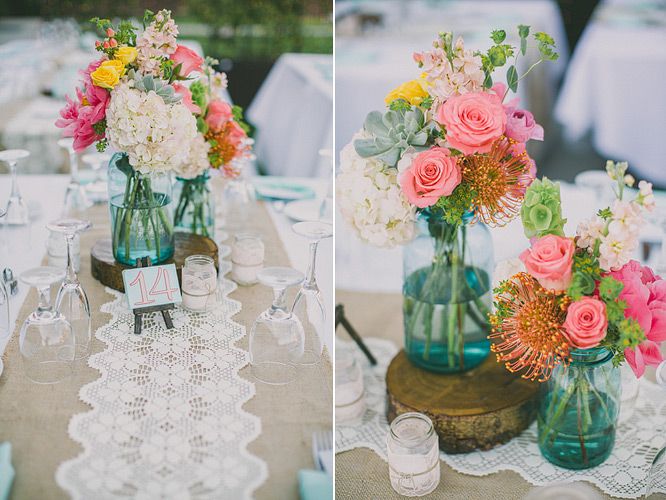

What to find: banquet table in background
left=555, top=1, right=666, bottom=186
left=334, top=0, right=569, bottom=161
left=248, top=54, right=333, bottom=178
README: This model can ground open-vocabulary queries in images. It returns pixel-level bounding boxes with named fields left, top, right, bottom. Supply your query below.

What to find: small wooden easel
left=335, top=303, right=377, bottom=365
left=132, top=257, right=175, bottom=335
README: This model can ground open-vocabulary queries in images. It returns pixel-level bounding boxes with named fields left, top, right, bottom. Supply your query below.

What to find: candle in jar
left=181, top=255, right=217, bottom=312
left=335, top=355, right=365, bottom=423
left=231, top=233, right=264, bottom=286
left=387, top=412, right=440, bottom=497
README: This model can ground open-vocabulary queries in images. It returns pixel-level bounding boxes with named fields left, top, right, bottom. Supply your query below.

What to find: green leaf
left=520, top=37, right=527, bottom=56
left=507, top=65, right=518, bottom=93
left=388, top=98, right=411, bottom=112
left=491, top=30, right=506, bottom=44
left=518, top=24, right=530, bottom=39
left=483, top=71, right=493, bottom=89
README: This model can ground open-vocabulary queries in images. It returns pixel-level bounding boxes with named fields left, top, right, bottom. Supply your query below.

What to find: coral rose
left=563, top=297, right=608, bottom=349
left=519, top=234, right=575, bottom=292
left=170, top=44, right=204, bottom=77
left=399, top=147, right=461, bottom=208
left=436, top=91, right=506, bottom=155
left=205, top=99, right=233, bottom=131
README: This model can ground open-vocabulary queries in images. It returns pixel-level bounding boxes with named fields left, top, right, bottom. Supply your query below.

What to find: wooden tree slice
left=386, top=350, right=538, bottom=454
left=91, top=232, right=219, bottom=292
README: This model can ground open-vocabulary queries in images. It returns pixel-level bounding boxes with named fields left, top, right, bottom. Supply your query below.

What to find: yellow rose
left=115, top=46, right=137, bottom=66
left=91, top=60, right=124, bottom=90
left=100, top=59, right=125, bottom=76
left=384, top=80, right=428, bottom=106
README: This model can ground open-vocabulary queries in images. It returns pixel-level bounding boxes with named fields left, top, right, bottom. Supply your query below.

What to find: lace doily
left=56, top=250, right=267, bottom=499
left=336, top=338, right=666, bottom=499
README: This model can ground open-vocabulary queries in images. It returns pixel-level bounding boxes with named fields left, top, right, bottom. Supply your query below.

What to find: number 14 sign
left=123, top=263, right=182, bottom=310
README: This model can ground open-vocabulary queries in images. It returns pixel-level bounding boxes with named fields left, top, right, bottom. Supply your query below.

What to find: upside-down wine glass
left=82, top=152, right=111, bottom=204
left=58, top=138, right=92, bottom=215
left=291, top=221, right=333, bottom=365
left=0, top=149, right=30, bottom=225
left=19, top=266, right=74, bottom=384
left=48, top=218, right=92, bottom=360
left=250, top=266, right=305, bottom=385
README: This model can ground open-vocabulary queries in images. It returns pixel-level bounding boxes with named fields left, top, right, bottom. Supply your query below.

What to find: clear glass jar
left=537, top=347, right=620, bottom=470
left=335, top=352, right=365, bottom=423
left=181, top=255, right=217, bottom=312
left=387, top=412, right=440, bottom=497
left=231, top=232, right=264, bottom=286
left=108, top=153, right=174, bottom=266
left=403, top=213, right=493, bottom=373
left=173, top=172, right=215, bottom=238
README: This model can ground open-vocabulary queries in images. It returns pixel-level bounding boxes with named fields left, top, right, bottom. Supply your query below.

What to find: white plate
left=284, top=200, right=322, bottom=222
left=254, top=180, right=314, bottom=201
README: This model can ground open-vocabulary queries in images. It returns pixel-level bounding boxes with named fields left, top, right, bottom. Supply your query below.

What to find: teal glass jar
left=537, top=347, right=620, bottom=470
left=403, top=213, right=493, bottom=373
left=108, top=153, right=175, bottom=266
left=173, top=172, right=215, bottom=238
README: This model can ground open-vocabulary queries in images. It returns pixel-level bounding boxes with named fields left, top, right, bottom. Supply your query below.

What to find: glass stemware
left=19, top=266, right=74, bottom=384
left=317, top=148, right=334, bottom=222
left=291, top=221, right=333, bottom=365
left=48, top=218, right=92, bottom=360
left=0, top=272, right=9, bottom=343
left=0, top=149, right=30, bottom=225
left=58, top=138, right=92, bottom=215
left=250, top=266, right=305, bottom=385
left=82, top=152, right=111, bottom=204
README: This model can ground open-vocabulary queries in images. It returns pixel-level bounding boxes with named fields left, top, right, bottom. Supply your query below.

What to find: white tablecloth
left=554, top=2, right=666, bottom=185
left=0, top=174, right=333, bottom=354
left=247, top=54, right=333, bottom=178
left=335, top=0, right=568, bottom=160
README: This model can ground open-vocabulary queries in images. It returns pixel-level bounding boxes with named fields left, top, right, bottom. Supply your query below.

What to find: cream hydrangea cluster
left=106, top=81, right=198, bottom=174
left=337, top=131, right=416, bottom=248
left=175, top=133, right=211, bottom=179
left=136, top=9, right=178, bottom=76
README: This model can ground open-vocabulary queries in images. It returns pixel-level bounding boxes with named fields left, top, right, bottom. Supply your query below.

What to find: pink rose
left=563, top=297, right=608, bottom=349
left=205, top=99, right=233, bottom=131
left=492, top=82, right=543, bottom=143
left=399, top=147, right=461, bottom=208
left=519, top=235, right=575, bottom=291
left=170, top=45, right=204, bottom=77
left=172, top=83, right=201, bottom=114
left=609, top=260, right=666, bottom=377
left=436, top=91, right=506, bottom=155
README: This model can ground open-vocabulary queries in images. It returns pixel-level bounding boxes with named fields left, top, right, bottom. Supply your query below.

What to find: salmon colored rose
left=563, top=297, right=608, bottom=349
left=436, top=91, right=506, bottom=155
left=519, top=234, right=575, bottom=291
left=399, top=147, right=461, bottom=208
left=205, top=99, right=233, bottom=131
left=170, top=44, right=204, bottom=77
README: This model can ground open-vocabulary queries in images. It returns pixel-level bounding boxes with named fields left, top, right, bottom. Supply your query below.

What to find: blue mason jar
left=403, top=213, right=493, bottom=373
left=538, top=347, right=620, bottom=469
left=173, top=172, right=215, bottom=238
left=107, top=153, right=175, bottom=265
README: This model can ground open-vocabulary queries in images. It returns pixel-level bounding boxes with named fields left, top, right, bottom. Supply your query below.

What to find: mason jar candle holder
left=231, top=233, right=264, bottom=286
left=335, top=353, right=365, bottom=423
left=387, top=412, right=440, bottom=497
left=181, top=255, right=218, bottom=312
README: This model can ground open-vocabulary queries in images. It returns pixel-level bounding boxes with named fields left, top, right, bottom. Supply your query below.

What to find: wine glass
left=82, top=152, right=111, bottom=204
left=250, top=266, right=305, bottom=385
left=48, top=218, right=92, bottom=360
left=317, top=148, right=334, bottom=222
left=58, top=138, right=92, bottom=215
left=291, top=221, right=333, bottom=365
left=0, top=149, right=30, bottom=225
left=19, top=266, right=74, bottom=384
left=0, top=270, right=9, bottom=343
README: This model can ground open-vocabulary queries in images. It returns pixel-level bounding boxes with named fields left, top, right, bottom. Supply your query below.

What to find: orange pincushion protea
left=205, top=122, right=245, bottom=178
left=489, top=272, right=571, bottom=382
left=463, top=136, right=532, bottom=226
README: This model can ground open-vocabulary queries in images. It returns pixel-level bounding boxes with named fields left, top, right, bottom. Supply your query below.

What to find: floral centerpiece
left=55, top=10, right=201, bottom=265
left=172, top=58, right=252, bottom=237
left=337, top=26, right=558, bottom=372
left=490, top=161, right=663, bottom=469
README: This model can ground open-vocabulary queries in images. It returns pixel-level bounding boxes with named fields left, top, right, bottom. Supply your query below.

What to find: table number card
left=122, top=264, right=182, bottom=310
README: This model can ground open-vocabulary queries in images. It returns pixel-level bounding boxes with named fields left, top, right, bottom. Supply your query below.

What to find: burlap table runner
left=334, top=290, right=666, bottom=500
left=0, top=201, right=332, bottom=500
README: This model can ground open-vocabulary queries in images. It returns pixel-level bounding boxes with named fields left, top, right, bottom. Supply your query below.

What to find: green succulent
left=129, top=69, right=182, bottom=105
left=353, top=106, right=434, bottom=168
left=521, top=177, right=566, bottom=238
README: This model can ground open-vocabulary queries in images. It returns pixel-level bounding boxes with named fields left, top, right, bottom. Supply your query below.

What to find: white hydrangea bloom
left=106, top=81, right=198, bottom=174
left=336, top=131, right=416, bottom=248
left=175, top=133, right=210, bottom=179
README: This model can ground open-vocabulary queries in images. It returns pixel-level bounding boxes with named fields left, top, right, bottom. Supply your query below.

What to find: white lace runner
left=56, top=253, right=267, bottom=499
left=336, top=338, right=666, bottom=499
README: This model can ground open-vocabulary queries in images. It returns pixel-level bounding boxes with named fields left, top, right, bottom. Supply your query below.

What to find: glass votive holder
left=335, top=353, right=365, bottom=423
left=387, top=412, right=440, bottom=497
left=231, top=232, right=264, bottom=286
left=46, top=231, right=80, bottom=272
left=181, top=255, right=217, bottom=312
